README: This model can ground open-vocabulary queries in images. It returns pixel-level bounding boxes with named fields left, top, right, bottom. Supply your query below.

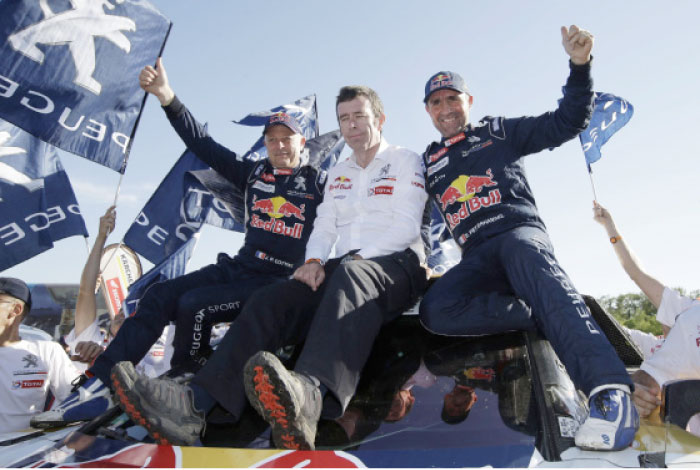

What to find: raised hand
left=561, top=25, right=594, bottom=65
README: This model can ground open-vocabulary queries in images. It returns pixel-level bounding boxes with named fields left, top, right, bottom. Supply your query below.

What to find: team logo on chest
left=250, top=195, right=306, bottom=239
left=436, top=170, right=502, bottom=230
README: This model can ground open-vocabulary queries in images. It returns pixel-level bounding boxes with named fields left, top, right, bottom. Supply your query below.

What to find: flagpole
left=99, top=175, right=126, bottom=276
left=587, top=164, right=598, bottom=203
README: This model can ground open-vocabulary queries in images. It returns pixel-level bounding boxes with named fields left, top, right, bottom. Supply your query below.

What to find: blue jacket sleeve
left=507, top=60, right=594, bottom=158
left=163, top=96, right=252, bottom=191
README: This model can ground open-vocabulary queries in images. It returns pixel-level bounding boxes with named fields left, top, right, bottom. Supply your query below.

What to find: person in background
left=593, top=201, right=699, bottom=436
left=0, top=277, right=80, bottom=432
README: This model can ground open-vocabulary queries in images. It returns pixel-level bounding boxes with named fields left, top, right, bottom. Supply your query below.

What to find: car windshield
left=313, top=317, right=538, bottom=452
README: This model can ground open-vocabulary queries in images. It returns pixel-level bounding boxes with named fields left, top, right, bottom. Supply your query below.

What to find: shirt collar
left=348, top=138, right=389, bottom=168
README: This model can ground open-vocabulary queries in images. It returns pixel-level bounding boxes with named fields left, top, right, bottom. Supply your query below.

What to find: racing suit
left=419, top=60, right=633, bottom=395
left=88, top=97, right=325, bottom=383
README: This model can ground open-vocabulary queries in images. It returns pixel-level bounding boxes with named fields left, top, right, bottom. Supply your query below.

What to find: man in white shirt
left=0, top=278, right=80, bottom=432
left=110, top=86, right=429, bottom=450
left=594, top=202, right=700, bottom=436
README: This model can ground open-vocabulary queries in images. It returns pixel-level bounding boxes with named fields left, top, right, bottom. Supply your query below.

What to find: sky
left=4, top=0, right=699, bottom=298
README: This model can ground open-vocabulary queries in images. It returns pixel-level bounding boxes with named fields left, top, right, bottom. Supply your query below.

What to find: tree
left=597, top=288, right=699, bottom=335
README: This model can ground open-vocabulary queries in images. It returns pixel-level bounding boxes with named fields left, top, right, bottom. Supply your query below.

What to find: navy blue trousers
left=89, top=255, right=283, bottom=384
left=419, top=226, right=631, bottom=395
left=193, top=249, right=428, bottom=421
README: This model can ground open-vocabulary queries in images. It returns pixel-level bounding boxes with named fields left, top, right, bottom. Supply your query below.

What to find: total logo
left=250, top=196, right=305, bottom=239
left=437, top=169, right=498, bottom=210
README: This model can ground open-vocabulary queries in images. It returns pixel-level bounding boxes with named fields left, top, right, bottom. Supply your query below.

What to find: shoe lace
left=593, top=392, right=612, bottom=419
left=253, top=366, right=289, bottom=428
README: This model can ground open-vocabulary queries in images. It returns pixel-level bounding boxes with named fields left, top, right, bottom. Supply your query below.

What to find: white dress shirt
left=305, top=139, right=427, bottom=263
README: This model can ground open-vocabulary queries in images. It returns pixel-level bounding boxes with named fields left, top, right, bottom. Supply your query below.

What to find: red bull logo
left=57, top=443, right=178, bottom=468
left=437, top=169, right=497, bottom=210
left=251, top=196, right=305, bottom=239
left=330, top=175, right=353, bottom=191
left=464, top=366, right=496, bottom=382
left=252, top=196, right=305, bottom=221
left=430, top=74, right=453, bottom=91
left=269, top=111, right=291, bottom=124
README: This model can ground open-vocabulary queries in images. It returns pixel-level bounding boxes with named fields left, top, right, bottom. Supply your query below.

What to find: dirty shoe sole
left=111, top=362, right=197, bottom=446
left=244, top=352, right=314, bottom=450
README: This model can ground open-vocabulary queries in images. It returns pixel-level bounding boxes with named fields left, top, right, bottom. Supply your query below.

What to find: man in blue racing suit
left=419, top=25, right=639, bottom=451
left=31, top=58, right=326, bottom=428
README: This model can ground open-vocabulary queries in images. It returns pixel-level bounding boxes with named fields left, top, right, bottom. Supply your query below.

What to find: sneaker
left=31, top=376, right=113, bottom=428
left=244, top=351, right=322, bottom=450
left=575, top=387, right=639, bottom=451
left=111, top=361, right=205, bottom=446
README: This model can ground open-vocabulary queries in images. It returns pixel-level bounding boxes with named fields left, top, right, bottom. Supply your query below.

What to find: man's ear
left=377, top=112, right=386, bottom=131
left=468, top=95, right=474, bottom=107
left=300, top=136, right=306, bottom=148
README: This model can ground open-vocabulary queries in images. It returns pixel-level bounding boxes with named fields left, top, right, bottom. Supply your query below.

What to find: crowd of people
left=1, top=23, right=697, bottom=455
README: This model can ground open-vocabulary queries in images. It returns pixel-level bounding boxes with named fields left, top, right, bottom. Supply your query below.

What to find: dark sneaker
left=244, top=351, right=322, bottom=450
left=575, top=387, right=639, bottom=451
left=111, top=361, right=205, bottom=446
left=31, top=376, right=113, bottom=428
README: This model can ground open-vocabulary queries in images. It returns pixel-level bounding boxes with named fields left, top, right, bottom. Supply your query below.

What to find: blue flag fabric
left=123, top=147, right=241, bottom=265
left=0, top=118, right=88, bottom=270
left=122, top=235, right=197, bottom=317
left=234, top=95, right=318, bottom=161
left=579, top=92, right=634, bottom=167
left=0, top=0, right=171, bottom=173
left=426, top=202, right=459, bottom=275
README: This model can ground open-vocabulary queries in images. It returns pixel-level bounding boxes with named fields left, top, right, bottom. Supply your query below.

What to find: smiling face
left=337, top=96, right=385, bottom=154
left=263, top=125, right=306, bottom=169
left=425, top=89, right=473, bottom=139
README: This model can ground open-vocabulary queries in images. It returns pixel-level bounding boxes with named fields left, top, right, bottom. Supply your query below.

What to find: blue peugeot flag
left=0, top=0, right=171, bottom=173
left=579, top=92, right=634, bottom=169
left=122, top=235, right=198, bottom=317
left=0, top=118, right=88, bottom=270
left=235, top=95, right=318, bottom=161
left=123, top=146, right=241, bottom=265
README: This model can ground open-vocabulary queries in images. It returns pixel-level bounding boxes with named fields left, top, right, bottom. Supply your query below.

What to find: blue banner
left=234, top=95, right=318, bottom=161
left=579, top=92, right=634, bottom=167
left=426, top=202, right=459, bottom=275
left=0, top=0, right=171, bottom=173
left=122, top=235, right=197, bottom=317
left=122, top=147, right=240, bottom=265
left=0, top=118, right=88, bottom=270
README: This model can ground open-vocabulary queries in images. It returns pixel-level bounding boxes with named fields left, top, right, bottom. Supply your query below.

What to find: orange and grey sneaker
left=111, top=361, right=205, bottom=446
left=244, top=351, right=322, bottom=450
